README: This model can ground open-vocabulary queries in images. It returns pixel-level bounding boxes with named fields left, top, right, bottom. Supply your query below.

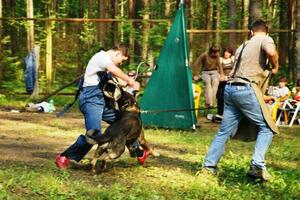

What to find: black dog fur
left=85, top=89, right=153, bottom=173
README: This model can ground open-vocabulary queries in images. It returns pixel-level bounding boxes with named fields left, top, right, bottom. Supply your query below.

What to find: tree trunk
left=133, top=1, right=143, bottom=62
left=249, top=0, right=262, bottom=25
left=88, top=0, right=93, bottom=18
left=112, top=0, right=118, bottom=43
left=98, top=0, right=107, bottom=46
left=242, top=0, right=249, bottom=40
left=189, top=0, right=197, bottom=62
left=291, top=0, right=296, bottom=30
left=212, top=0, right=221, bottom=46
left=10, top=0, right=16, bottom=55
left=128, top=0, right=135, bottom=64
left=142, top=0, right=150, bottom=61
left=0, top=0, right=2, bottom=40
left=26, top=0, right=38, bottom=97
left=164, top=0, right=170, bottom=18
left=279, top=0, right=290, bottom=69
left=77, top=0, right=84, bottom=75
left=267, top=0, right=275, bottom=29
left=120, top=0, right=126, bottom=42
left=205, top=0, right=212, bottom=49
left=0, top=0, right=3, bottom=82
left=46, top=19, right=53, bottom=94
left=88, top=0, right=93, bottom=48
left=294, top=0, right=300, bottom=80
left=289, top=0, right=296, bottom=79
left=26, top=0, right=34, bottom=53
left=228, top=0, right=237, bottom=50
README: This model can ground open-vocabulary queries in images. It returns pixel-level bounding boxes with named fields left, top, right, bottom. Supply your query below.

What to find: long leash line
left=140, top=106, right=216, bottom=114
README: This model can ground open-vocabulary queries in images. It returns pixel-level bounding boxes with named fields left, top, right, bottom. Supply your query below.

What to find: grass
left=0, top=114, right=299, bottom=200
left=0, top=94, right=299, bottom=199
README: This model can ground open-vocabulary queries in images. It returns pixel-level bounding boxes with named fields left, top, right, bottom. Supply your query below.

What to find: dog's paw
left=92, top=160, right=107, bottom=174
left=149, top=149, right=160, bottom=157
left=85, top=129, right=99, bottom=145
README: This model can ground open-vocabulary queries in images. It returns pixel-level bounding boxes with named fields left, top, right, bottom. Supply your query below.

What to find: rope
left=140, top=107, right=217, bottom=114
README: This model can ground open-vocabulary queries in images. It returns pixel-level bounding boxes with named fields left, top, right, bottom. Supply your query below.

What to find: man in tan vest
left=202, top=19, right=279, bottom=181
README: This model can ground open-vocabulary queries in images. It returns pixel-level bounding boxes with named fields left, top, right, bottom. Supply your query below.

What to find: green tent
left=140, top=2, right=196, bottom=129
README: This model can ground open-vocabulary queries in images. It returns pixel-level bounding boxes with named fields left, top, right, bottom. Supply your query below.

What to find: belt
left=227, top=82, right=249, bottom=86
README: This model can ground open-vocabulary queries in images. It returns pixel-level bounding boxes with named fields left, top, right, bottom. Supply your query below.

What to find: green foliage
left=0, top=36, right=24, bottom=93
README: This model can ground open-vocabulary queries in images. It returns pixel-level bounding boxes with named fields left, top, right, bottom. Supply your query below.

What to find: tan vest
left=232, top=76, right=279, bottom=141
left=231, top=37, right=279, bottom=141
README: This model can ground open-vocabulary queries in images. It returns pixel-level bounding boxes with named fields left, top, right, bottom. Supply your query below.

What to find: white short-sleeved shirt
left=83, top=50, right=113, bottom=87
left=273, top=86, right=290, bottom=99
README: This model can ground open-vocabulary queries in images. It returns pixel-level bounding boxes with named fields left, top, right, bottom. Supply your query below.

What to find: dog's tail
left=85, top=129, right=111, bottom=145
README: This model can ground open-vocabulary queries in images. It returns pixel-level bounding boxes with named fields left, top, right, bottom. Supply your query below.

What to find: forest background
left=0, top=0, right=300, bottom=96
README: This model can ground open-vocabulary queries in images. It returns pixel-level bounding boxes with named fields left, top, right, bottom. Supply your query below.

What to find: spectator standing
left=192, top=46, right=223, bottom=108
left=215, top=48, right=235, bottom=120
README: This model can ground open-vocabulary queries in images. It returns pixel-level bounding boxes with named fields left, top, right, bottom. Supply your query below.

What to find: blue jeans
left=61, top=86, right=139, bottom=161
left=204, top=84, right=273, bottom=169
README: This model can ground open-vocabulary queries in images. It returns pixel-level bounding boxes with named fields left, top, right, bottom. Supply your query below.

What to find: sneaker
left=201, top=166, right=218, bottom=175
left=247, top=165, right=272, bottom=181
left=55, top=155, right=70, bottom=169
left=207, top=114, right=214, bottom=121
left=215, top=114, right=223, bottom=120
left=137, top=150, right=150, bottom=165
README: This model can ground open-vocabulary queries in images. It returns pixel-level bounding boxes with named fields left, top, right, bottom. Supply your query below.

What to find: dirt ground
left=0, top=110, right=83, bottom=166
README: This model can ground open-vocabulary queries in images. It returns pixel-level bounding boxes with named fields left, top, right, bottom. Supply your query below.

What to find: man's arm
left=263, top=43, right=279, bottom=74
left=106, top=64, right=139, bottom=89
left=267, top=51, right=279, bottom=74
left=192, top=53, right=205, bottom=80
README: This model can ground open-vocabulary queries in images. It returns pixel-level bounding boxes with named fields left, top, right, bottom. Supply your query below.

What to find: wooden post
left=46, top=19, right=53, bottom=93
left=142, top=0, right=150, bottom=61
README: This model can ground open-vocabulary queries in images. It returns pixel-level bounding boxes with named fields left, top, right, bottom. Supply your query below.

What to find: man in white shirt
left=55, top=44, right=149, bottom=168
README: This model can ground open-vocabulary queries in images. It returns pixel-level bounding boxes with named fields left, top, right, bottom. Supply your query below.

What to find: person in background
left=215, top=47, right=235, bottom=121
left=268, top=76, right=290, bottom=100
left=265, top=76, right=290, bottom=121
left=55, top=44, right=150, bottom=169
left=192, top=46, right=223, bottom=108
left=291, top=79, right=300, bottom=101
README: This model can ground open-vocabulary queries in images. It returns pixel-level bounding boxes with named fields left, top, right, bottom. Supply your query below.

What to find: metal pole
left=180, top=1, right=197, bottom=129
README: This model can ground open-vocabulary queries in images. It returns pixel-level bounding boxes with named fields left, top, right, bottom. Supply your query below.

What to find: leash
left=140, top=106, right=216, bottom=114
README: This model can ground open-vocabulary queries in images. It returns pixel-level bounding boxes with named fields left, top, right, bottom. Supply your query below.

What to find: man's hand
left=272, top=67, right=278, bottom=74
left=193, top=75, right=200, bottom=81
left=132, top=81, right=140, bottom=91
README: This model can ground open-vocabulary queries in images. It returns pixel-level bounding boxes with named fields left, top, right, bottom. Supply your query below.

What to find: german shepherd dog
left=85, top=88, right=156, bottom=173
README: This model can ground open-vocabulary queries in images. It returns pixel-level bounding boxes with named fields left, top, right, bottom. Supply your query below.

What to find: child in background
left=268, top=76, right=290, bottom=101
left=267, top=76, right=290, bottom=121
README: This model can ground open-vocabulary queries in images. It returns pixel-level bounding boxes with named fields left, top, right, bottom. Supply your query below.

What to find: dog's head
left=117, top=89, right=139, bottom=112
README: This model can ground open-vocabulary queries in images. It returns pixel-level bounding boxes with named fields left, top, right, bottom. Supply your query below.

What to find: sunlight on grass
left=0, top=112, right=299, bottom=199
